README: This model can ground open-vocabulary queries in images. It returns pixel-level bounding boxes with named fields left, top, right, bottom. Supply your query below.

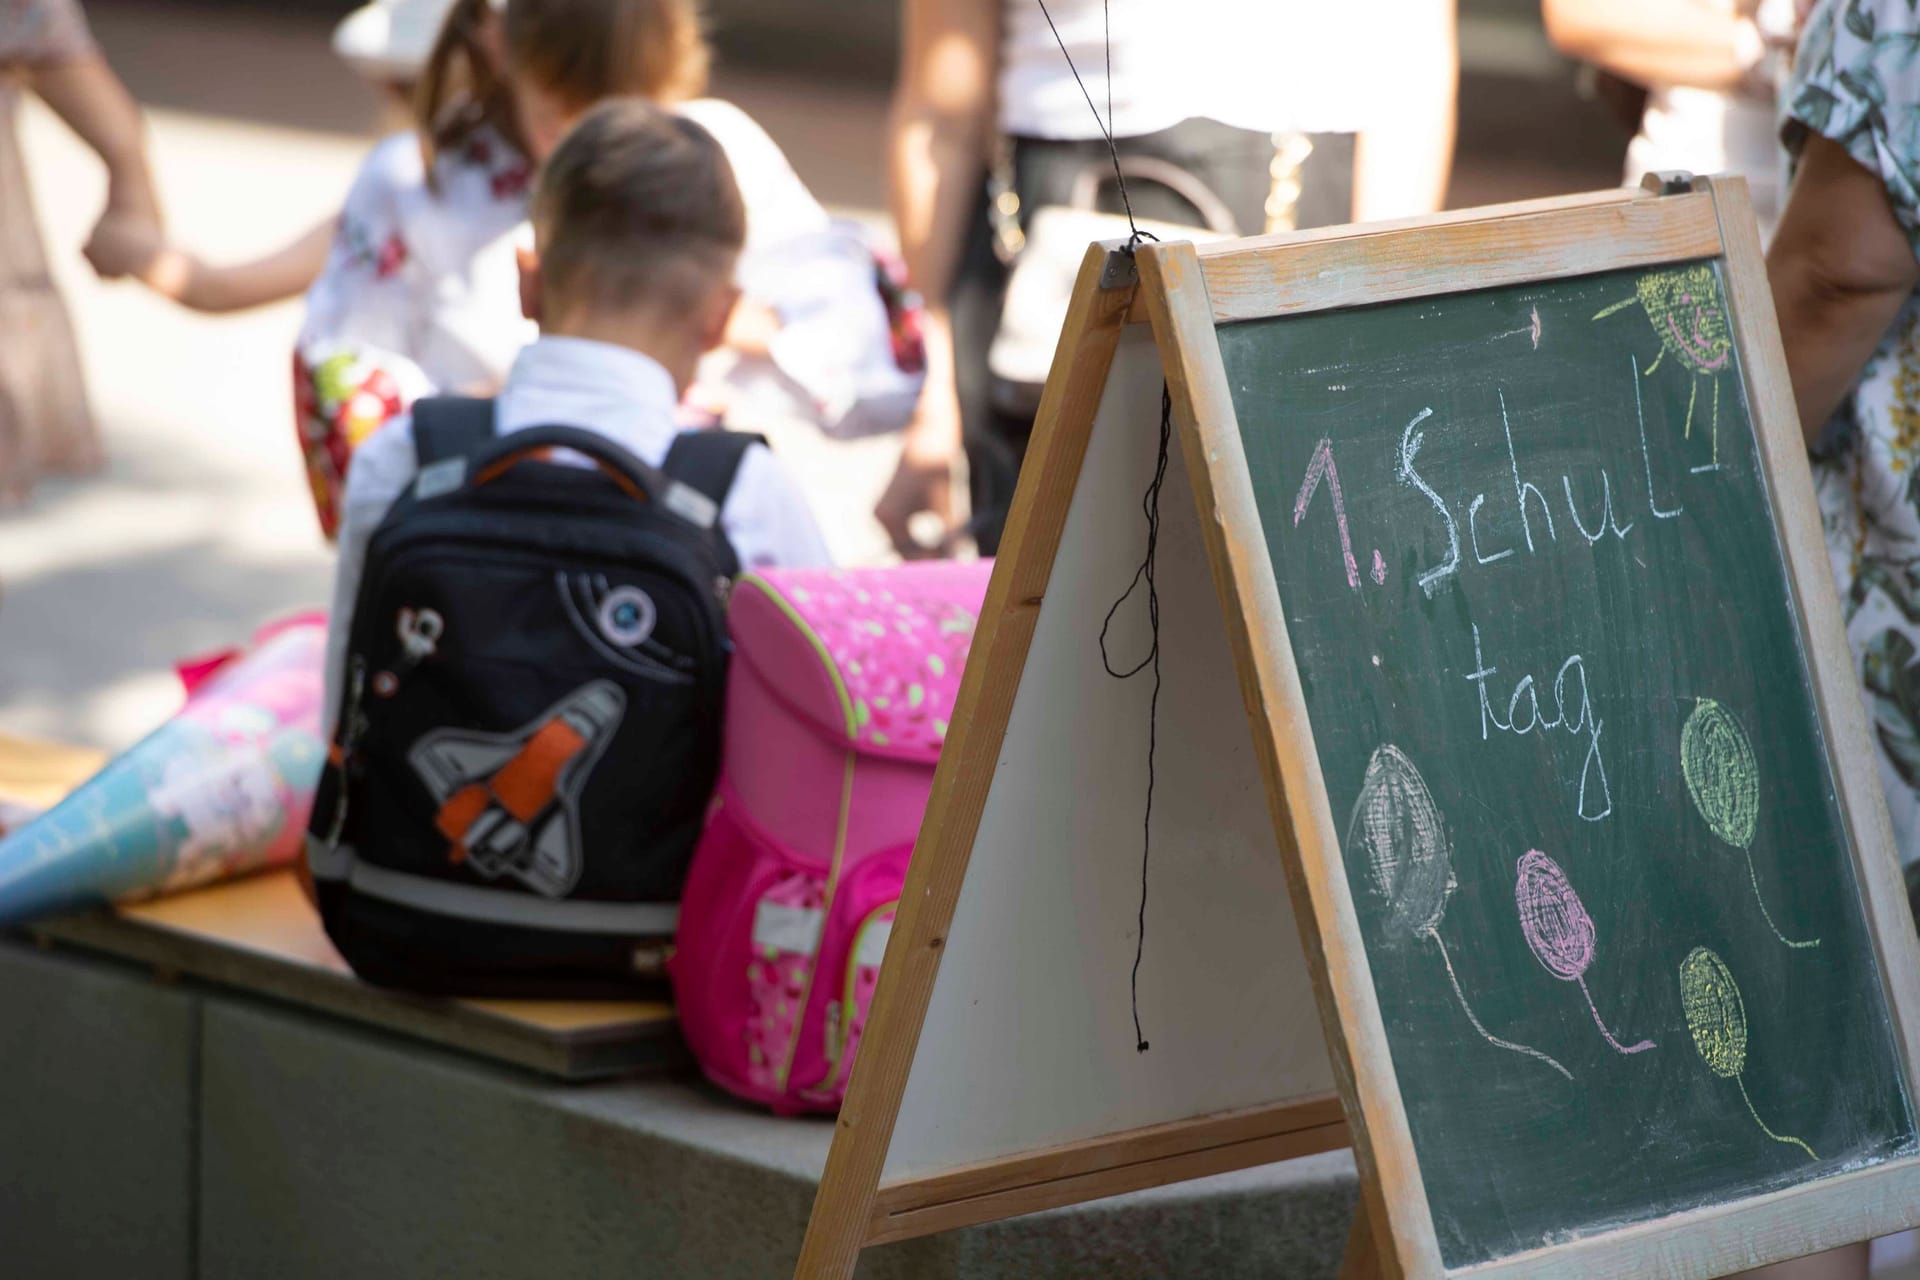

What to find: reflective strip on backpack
left=310, top=841, right=679, bottom=936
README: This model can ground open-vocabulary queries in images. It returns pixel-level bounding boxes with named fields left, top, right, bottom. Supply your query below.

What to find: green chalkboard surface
left=1219, top=261, right=1918, bottom=1268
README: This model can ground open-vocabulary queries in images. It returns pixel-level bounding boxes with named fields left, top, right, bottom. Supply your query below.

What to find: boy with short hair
left=323, top=99, right=831, bottom=719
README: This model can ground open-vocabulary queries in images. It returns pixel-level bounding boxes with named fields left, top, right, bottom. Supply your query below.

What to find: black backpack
left=306, top=397, right=761, bottom=997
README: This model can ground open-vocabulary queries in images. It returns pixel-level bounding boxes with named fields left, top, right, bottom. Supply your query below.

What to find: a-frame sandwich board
left=798, top=179, right=1920, bottom=1279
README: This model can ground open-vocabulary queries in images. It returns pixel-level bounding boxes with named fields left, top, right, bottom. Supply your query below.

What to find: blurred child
left=322, top=98, right=830, bottom=720
left=294, top=0, right=911, bottom=539
left=85, top=0, right=462, bottom=315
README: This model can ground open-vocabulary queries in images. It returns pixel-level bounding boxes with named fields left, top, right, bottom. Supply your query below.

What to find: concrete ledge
left=0, top=940, right=197, bottom=1280
left=199, top=1000, right=1358, bottom=1278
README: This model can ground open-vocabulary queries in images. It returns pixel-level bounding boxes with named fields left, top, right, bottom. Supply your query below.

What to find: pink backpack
left=670, top=561, right=990, bottom=1113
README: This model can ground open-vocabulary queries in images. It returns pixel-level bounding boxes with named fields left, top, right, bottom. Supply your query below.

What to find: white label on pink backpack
left=752, top=899, right=824, bottom=955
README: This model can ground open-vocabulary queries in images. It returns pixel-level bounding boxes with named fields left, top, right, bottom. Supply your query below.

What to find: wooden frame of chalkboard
left=795, top=180, right=1920, bottom=1280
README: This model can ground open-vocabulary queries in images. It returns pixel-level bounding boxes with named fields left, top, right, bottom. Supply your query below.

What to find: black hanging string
left=1031, top=0, right=1145, bottom=247
left=1032, top=0, right=1164, bottom=1052
left=1099, top=385, right=1172, bottom=1053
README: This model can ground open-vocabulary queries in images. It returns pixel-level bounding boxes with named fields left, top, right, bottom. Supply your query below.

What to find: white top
left=997, top=0, right=1387, bottom=139
left=296, top=100, right=915, bottom=441
left=1621, top=0, right=1791, bottom=245
left=323, top=335, right=834, bottom=726
left=1626, top=88, right=1784, bottom=243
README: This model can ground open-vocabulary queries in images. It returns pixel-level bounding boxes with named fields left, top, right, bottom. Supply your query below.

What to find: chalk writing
left=1680, top=946, right=1818, bottom=1161
left=1464, top=625, right=1612, bottom=822
left=1514, top=849, right=1654, bottom=1054
left=1394, top=379, right=1693, bottom=599
left=1397, top=409, right=1457, bottom=597
left=1294, top=435, right=1361, bottom=590
left=1680, top=698, right=1820, bottom=949
left=1348, top=746, right=1572, bottom=1079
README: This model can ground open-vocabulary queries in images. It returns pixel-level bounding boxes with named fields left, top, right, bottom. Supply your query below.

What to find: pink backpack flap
left=671, top=561, right=990, bottom=1113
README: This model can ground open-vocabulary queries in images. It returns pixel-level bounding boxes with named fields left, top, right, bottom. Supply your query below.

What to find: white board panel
left=881, top=324, right=1335, bottom=1183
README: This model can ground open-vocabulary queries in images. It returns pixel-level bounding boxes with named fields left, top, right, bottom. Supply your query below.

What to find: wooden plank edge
left=1125, top=188, right=1645, bottom=329
left=1124, top=189, right=1721, bottom=326
left=791, top=244, right=1138, bottom=1280
left=1453, top=1152, right=1920, bottom=1279
left=27, top=913, right=676, bottom=1081
left=866, top=1114, right=1351, bottom=1246
left=872, top=1093, right=1344, bottom=1218
left=1138, top=238, right=1434, bottom=1280
left=1700, top=174, right=1920, bottom=1103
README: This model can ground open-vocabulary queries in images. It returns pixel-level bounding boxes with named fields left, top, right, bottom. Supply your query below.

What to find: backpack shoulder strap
left=411, top=396, right=497, bottom=467
left=661, top=428, right=768, bottom=508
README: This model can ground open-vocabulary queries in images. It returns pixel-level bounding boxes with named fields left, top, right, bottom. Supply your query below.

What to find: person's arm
left=1768, top=133, right=1920, bottom=444
left=24, top=51, right=164, bottom=267
left=88, top=214, right=338, bottom=313
left=1541, top=0, right=1767, bottom=93
left=875, top=0, right=1000, bottom=557
left=1352, top=0, right=1459, bottom=220
left=156, top=217, right=336, bottom=314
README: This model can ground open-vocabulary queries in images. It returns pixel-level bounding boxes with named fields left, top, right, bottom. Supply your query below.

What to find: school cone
left=0, top=616, right=329, bottom=924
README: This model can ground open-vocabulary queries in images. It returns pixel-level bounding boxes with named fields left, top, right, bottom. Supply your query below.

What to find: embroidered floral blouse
left=293, top=101, right=919, bottom=539
left=1783, top=0, right=1920, bottom=873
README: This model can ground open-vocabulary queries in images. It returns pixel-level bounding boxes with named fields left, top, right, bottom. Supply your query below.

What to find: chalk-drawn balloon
left=1679, top=945, right=1815, bottom=1160
left=1681, top=946, right=1746, bottom=1077
left=1348, top=746, right=1571, bottom=1079
left=1514, top=849, right=1653, bottom=1054
left=1679, top=698, right=1819, bottom=949
left=1681, top=698, right=1759, bottom=849
left=1347, top=744, right=1456, bottom=940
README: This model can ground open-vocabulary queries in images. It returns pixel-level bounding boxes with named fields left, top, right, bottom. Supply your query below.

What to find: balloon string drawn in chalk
left=1680, top=945, right=1818, bottom=1162
left=1680, top=698, right=1820, bottom=950
left=1430, top=931, right=1573, bottom=1080
left=1348, top=744, right=1573, bottom=1081
left=1514, top=848, right=1655, bottom=1055
left=1736, top=1076, right=1818, bottom=1162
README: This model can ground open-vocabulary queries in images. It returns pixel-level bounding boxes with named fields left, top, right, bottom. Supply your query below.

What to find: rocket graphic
left=409, top=681, right=625, bottom=899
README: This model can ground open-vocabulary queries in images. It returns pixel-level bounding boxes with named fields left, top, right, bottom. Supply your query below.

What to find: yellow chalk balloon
left=1681, top=698, right=1759, bottom=850
left=1680, top=946, right=1747, bottom=1079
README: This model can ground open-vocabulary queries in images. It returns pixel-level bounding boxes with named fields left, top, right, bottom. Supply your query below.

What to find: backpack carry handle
left=468, top=425, right=665, bottom=503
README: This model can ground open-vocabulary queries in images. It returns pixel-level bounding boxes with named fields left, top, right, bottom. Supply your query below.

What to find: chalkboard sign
left=797, top=182, right=1920, bottom=1280
left=1220, top=259, right=1915, bottom=1268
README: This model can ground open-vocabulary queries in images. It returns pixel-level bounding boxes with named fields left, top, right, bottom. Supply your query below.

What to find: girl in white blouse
left=294, top=0, right=914, bottom=537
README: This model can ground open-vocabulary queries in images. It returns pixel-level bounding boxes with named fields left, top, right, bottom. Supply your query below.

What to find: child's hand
left=723, top=301, right=782, bottom=358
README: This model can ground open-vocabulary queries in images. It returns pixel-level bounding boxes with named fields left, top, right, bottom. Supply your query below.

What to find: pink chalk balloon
left=1515, top=849, right=1596, bottom=980
left=1513, top=848, right=1655, bottom=1056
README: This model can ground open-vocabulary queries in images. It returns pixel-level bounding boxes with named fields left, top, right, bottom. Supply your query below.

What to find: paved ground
left=0, top=1, right=1627, bottom=752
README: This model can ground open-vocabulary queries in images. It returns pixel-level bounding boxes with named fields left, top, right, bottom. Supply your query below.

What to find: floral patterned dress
left=294, top=126, right=532, bottom=537
left=0, top=0, right=102, bottom=503
left=1784, top=0, right=1920, bottom=886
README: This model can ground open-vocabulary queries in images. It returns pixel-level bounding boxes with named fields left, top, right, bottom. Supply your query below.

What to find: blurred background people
left=288, top=0, right=903, bottom=539
left=1543, top=0, right=1797, bottom=242
left=85, top=0, right=460, bottom=315
left=875, top=0, right=1459, bottom=558
left=0, top=0, right=158, bottom=503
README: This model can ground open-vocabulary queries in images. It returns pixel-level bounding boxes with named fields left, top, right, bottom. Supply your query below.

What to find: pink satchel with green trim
left=668, top=561, right=990, bottom=1113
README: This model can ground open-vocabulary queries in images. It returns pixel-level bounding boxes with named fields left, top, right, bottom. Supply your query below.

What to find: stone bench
left=0, top=933, right=1359, bottom=1279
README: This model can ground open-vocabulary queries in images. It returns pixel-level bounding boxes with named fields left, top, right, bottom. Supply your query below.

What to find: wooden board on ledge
left=2, top=731, right=680, bottom=1080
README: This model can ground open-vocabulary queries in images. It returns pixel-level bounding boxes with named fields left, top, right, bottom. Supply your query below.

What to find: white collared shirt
left=323, top=334, right=833, bottom=727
